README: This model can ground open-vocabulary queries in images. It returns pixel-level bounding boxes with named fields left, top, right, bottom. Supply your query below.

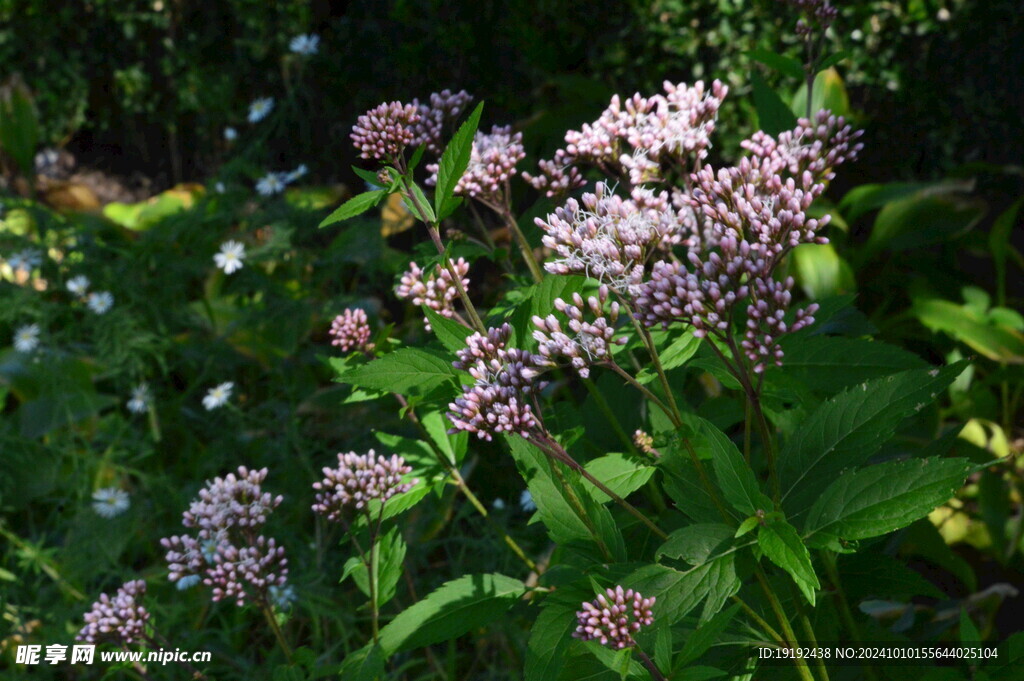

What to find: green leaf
left=780, top=363, right=966, bottom=518
left=746, top=49, right=805, bottom=80
left=351, top=165, right=384, bottom=188
left=626, top=555, right=740, bottom=625
left=699, top=418, right=771, bottom=516
left=435, top=102, right=484, bottom=217
left=319, top=190, right=386, bottom=228
left=338, top=644, right=385, bottom=681
left=660, top=447, right=725, bottom=524
left=423, top=307, right=472, bottom=353
left=582, top=454, right=654, bottom=503
left=751, top=70, right=797, bottom=136
left=676, top=604, right=739, bottom=667
left=777, top=335, right=926, bottom=394
left=990, top=197, right=1023, bottom=306
left=378, top=573, right=526, bottom=654
left=804, top=457, right=972, bottom=545
left=657, top=524, right=734, bottom=564
left=866, top=190, right=986, bottom=255
left=402, top=180, right=436, bottom=223
left=0, top=82, right=39, bottom=178
left=792, top=243, right=855, bottom=299
left=340, top=529, right=406, bottom=606
left=912, top=297, right=1024, bottom=364
left=758, top=521, right=820, bottom=605
left=525, top=601, right=578, bottom=681
left=791, top=68, right=849, bottom=119
left=338, top=348, right=456, bottom=394
left=637, top=332, right=701, bottom=384
left=839, top=181, right=961, bottom=224
left=734, top=517, right=760, bottom=538
left=817, top=50, right=851, bottom=71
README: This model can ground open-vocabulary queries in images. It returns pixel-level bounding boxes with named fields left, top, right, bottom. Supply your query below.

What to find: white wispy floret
left=203, top=382, right=234, bottom=410
left=87, top=291, right=114, bottom=314
left=520, top=489, right=536, bottom=512
left=7, top=249, right=42, bottom=271
left=13, top=324, right=40, bottom=353
left=256, top=172, right=288, bottom=196
left=175, top=574, right=201, bottom=591
left=248, top=97, right=275, bottom=124
left=289, top=34, right=320, bottom=56
left=224, top=127, right=238, bottom=141
left=67, top=275, right=91, bottom=297
left=285, top=164, right=308, bottom=183
left=214, top=241, right=246, bottom=274
left=92, top=488, right=130, bottom=518
left=127, top=383, right=151, bottom=414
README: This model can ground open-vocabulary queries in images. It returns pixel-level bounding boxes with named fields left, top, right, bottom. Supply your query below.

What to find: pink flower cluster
left=633, top=111, right=861, bottom=372
left=524, top=80, right=727, bottom=196
left=427, top=125, right=525, bottom=199
left=573, top=585, right=655, bottom=650
left=410, top=89, right=475, bottom=155
left=77, top=580, right=150, bottom=645
left=312, top=450, right=416, bottom=521
left=532, top=285, right=626, bottom=377
left=448, top=324, right=545, bottom=440
left=161, top=466, right=288, bottom=606
left=330, top=308, right=373, bottom=353
left=351, top=101, right=422, bottom=161
left=395, top=258, right=471, bottom=330
left=536, top=182, right=689, bottom=295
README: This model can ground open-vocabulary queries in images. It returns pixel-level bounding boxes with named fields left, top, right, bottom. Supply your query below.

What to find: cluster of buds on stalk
left=427, top=125, right=525, bottom=200
left=532, top=285, right=626, bottom=377
left=161, top=467, right=288, bottom=607
left=410, top=89, right=474, bottom=155
left=311, top=450, right=416, bottom=522
left=329, top=308, right=373, bottom=353
left=395, top=258, right=471, bottom=330
left=77, top=580, right=150, bottom=645
left=573, top=585, right=655, bottom=650
left=351, top=101, right=422, bottom=162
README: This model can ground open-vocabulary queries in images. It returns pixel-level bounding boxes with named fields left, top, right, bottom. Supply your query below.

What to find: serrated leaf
left=699, top=418, right=771, bottom=516
left=626, top=556, right=740, bottom=625
left=804, top=457, right=972, bottom=545
left=402, top=180, right=436, bottom=223
left=780, top=364, right=966, bottom=518
left=676, top=604, right=739, bottom=667
left=638, top=332, right=700, bottom=384
left=423, top=307, right=472, bottom=353
left=435, top=102, right=484, bottom=217
left=582, top=454, right=654, bottom=503
left=912, top=297, right=1024, bottom=364
left=319, top=189, right=386, bottom=228
left=338, top=348, right=456, bottom=394
left=352, top=165, right=384, bottom=188
left=751, top=70, right=797, bottom=136
left=777, top=335, right=926, bottom=393
left=758, top=521, right=819, bottom=605
left=747, top=49, right=805, bottom=80
left=378, top=573, right=525, bottom=654
left=866, top=191, right=985, bottom=254
left=525, top=601, right=578, bottom=681
left=338, top=644, right=385, bottom=681
left=657, top=524, right=733, bottom=564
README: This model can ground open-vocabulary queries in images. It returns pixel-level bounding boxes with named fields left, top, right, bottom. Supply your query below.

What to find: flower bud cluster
left=161, top=467, right=288, bottom=606
left=330, top=308, right=373, bottom=353
left=634, top=111, right=860, bottom=371
left=448, top=324, right=546, bottom=440
left=532, top=285, right=625, bottom=377
left=573, top=585, right=655, bottom=650
left=427, top=125, right=525, bottom=199
left=410, top=89, right=475, bottom=155
left=395, top=258, right=471, bottom=330
left=351, top=101, right=422, bottom=161
left=78, top=580, right=150, bottom=645
left=312, top=450, right=416, bottom=520
left=536, top=183, right=685, bottom=295
left=524, top=80, right=727, bottom=196
left=784, top=0, right=838, bottom=35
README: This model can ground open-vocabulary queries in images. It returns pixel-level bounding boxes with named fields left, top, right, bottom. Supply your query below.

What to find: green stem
left=634, top=647, right=667, bottom=681
left=787, top=580, right=830, bottom=681
left=731, top=595, right=786, bottom=646
left=260, top=599, right=293, bottom=663
left=494, top=192, right=544, bottom=283
left=822, top=551, right=879, bottom=681
left=755, top=567, right=815, bottom=681
left=550, top=464, right=613, bottom=561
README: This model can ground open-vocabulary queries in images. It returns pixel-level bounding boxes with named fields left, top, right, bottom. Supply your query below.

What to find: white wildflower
left=214, top=241, right=246, bottom=275
left=92, top=488, right=130, bottom=518
left=289, top=34, right=320, bottom=56
left=203, top=382, right=234, bottom=410
left=13, top=324, right=40, bottom=353
left=67, top=275, right=90, bottom=297
left=247, top=97, right=275, bottom=124
left=127, top=384, right=151, bottom=414
left=87, top=291, right=114, bottom=314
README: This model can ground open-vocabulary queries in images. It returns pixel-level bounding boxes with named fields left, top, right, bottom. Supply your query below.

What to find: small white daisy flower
left=519, top=489, right=536, bottom=512
left=255, top=172, right=287, bottom=196
left=87, top=291, right=114, bottom=314
left=492, top=497, right=506, bottom=510
left=92, top=487, right=130, bottom=518
left=127, top=383, right=151, bottom=414
left=175, top=574, right=202, bottom=591
left=224, top=126, right=238, bottom=141
left=214, top=241, right=246, bottom=274
left=8, top=249, right=42, bottom=272
left=248, top=97, right=275, bottom=124
left=13, top=324, right=40, bottom=353
left=203, top=381, right=234, bottom=410
left=67, top=275, right=91, bottom=297
left=289, top=34, right=320, bottom=56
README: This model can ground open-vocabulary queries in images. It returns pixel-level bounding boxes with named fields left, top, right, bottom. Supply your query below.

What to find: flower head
left=77, top=580, right=150, bottom=645
left=13, top=324, right=40, bottom=353
left=351, top=101, right=422, bottom=161
left=87, top=291, right=114, bottom=315
left=92, top=487, right=130, bottom=518
left=203, top=382, right=233, bottom=411
left=248, top=97, right=275, bottom=124
left=289, top=33, right=320, bottom=56
left=127, top=383, right=151, bottom=414
left=427, top=125, right=525, bottom=199
left=7, top=249, right=42, bottom=272
left=67, top=275, right=91, bottom=297
left=410, top=89, right=475, bottom=154
left=532, top=285, right=626, bottom=377
left=395, top=258, right=471, bottom=330
left=329, top=308, right=373, bottom=353
left=312, top=450, right=416, bottom=520
left=214, top=240, right=246, bottom=274
left=256, top=172, right=288, bottom=196
left=573, top=585, right=655, bottom=650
